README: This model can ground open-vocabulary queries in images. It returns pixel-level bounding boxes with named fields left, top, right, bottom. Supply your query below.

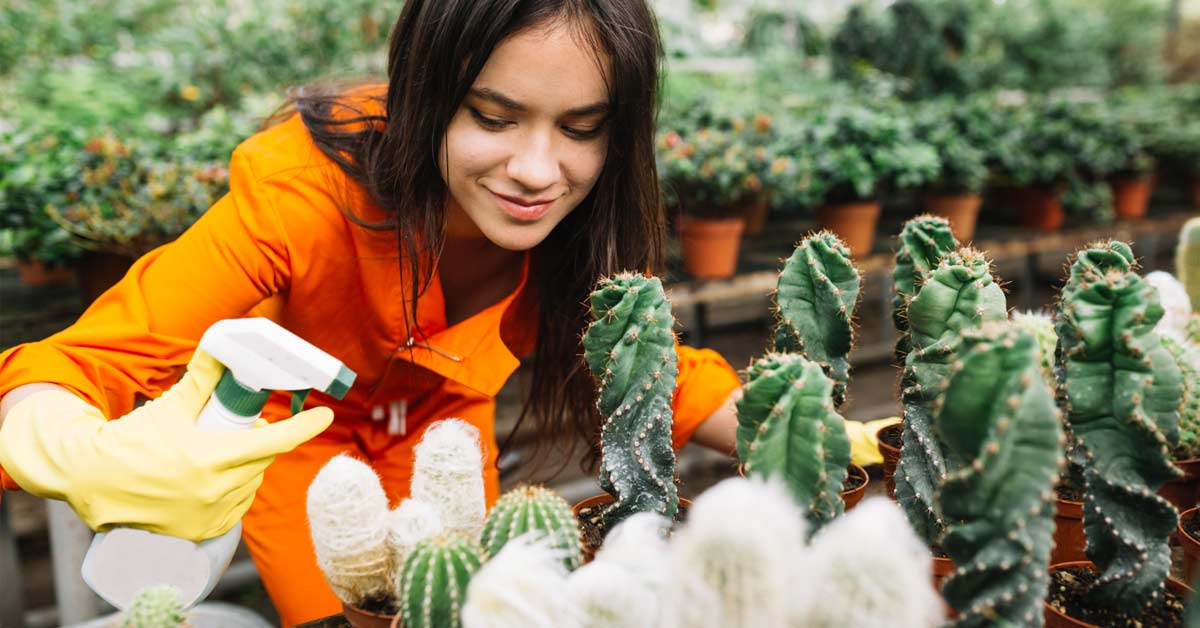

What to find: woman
left=0, top=1, right=742, bottom=623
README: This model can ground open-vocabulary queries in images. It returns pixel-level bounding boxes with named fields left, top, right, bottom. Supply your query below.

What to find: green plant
left=892, top=215, right=959, bottom=366
left=1010, top=310, right=1058, bottom=383
left=1164, top=337, right=1200, bottom=461
left=912, top=105, right=988, bottom=195
left=895, top=248, right=1008, bottom=545
left=120, top=584, right=187, bottom=628
left=1180, top=217, right=1200, bottom=311
left=583, top=272, right=679, bottom=529
left=772, top=231, right=861, bottom=406
left=736, top=353, right=850, bottom=531
left=936, top=323, right=1063, bottom=626
left=1056, top=241, right=1182, bottom=613
left=994, top=100, right=1105, bottom=189
left=397, top=534, right=484, bottom=628
left=656, top=120, right=774, bottom=219
left=480, top=485, right=582, bottom=571
left=807, top=106, right=940, bottom=204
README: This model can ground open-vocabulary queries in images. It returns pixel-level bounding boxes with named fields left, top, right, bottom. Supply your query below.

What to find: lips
left=490, top=190, right=555, bottom=222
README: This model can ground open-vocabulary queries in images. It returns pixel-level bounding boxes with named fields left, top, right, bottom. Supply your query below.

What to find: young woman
left=0, top=1, right=742, bottom=623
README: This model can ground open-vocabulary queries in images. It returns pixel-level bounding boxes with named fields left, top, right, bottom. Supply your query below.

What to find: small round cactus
left=120, top=585, right=186, bottom=628
left=480, top=485, right=582, bottom=571
left=397, top=534, right=485, bottom=628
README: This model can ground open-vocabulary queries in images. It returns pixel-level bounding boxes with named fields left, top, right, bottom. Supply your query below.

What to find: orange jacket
left=0, top=107, right=741, bottom=499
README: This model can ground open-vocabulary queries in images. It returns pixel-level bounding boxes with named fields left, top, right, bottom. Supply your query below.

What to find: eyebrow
left=469, top=87, right=609, bottom=116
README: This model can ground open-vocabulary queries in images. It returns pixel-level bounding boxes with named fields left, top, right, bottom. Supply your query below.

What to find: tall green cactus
left=892, top=215, right=959, bottom=365
left=480, top=484, right=583, bottom=571
left=1165, top=337, right=1200, bottom=460
left=1179, top=217, right=1200, bottom=311
left=773, top=231, right=861, bottom=407
left=937, top=324, right=1063, bottom=627
left=895, top=248, right=1007, bottom=545
left=397, top=534, right=484, bottom=628
left=583, top=272, right=680, bottom=528
left=1057, top=244, right=1182, bottom=614
left=736, top=353, right=851, bottom=530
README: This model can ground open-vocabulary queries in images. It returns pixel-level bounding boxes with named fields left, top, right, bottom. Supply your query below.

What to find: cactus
left=1010, top=310, right=1057, bottom=384
left=1057, top=243, right=1183, bottom=613
left=772, top=231, right=861, bottom=407
left=480, top=485, right=583, bottom=571
left=791, top=498, right=943, bottom=628
left=736, top=353, right=850, bottom=530
left=894, top=248, right=1007, bottom=545
left=568, top=513, right=671, bottom=628
left=461, top=536, right=582, bottom=628
left=583, top=272, right=679, bottom=528
left=1165, top=336, right=1200, bottom=460
left=1146, top=271, right=1193, bottom=341
left=892, top=215, right=959, bottom=366
left=397, top=533, right=485, bottom=628
left=120, top=585, right=187, bottom=628
left=411, top=419, right=487, bottom=538
left=386, top=498, right=445, bottom=590
left=306, top=454, right=393, bottom=606
left=936, top=324, right=1063, bottom=627
left=1179, top=217, right=1200, bottom=311
left=1188, top=315, right=1200, bottom=346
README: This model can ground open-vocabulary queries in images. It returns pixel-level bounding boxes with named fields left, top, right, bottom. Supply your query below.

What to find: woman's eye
left=563, top=120, right=606, bottom=139
left=469, top=107, right=510, bottom=130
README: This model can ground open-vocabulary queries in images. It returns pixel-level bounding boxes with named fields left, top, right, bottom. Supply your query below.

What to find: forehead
left=472, top=20, right=610, bottom=112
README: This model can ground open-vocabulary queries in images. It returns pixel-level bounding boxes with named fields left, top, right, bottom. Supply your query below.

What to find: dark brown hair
left=291, top=0, right=665, bottom=473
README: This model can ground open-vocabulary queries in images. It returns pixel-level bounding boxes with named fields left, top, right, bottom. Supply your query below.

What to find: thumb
left=222, top=407, right=334, bottom=466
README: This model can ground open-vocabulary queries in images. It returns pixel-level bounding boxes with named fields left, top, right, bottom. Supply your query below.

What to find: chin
left=481, top=224, right=552, bottom=252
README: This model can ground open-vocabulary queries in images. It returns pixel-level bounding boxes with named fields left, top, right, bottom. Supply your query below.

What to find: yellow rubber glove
left=844, top=416, right=902, bottom=467
left=0, top=350, right=333, bottom=542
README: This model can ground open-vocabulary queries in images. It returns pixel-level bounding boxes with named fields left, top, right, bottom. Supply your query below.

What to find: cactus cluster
left=772, top=231, right=861, bottom=407
left=1057, top=241, right=1183, bottom=613
left=892, top=215, right=959, bottom=366
left=895, top=248, right=1008, bottom=544
left=583, top=272, right=680, bottom=528
left=936, top=324, right=1063, bottom=627
left=120, top=585, right=187, bottom=628
left=480, top=484, right=583, bottom=570
left=397, top=534, right=485, bottom=628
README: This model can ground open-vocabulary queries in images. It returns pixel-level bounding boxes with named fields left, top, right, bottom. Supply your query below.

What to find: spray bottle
left=79, top=317, right=357, bottom=610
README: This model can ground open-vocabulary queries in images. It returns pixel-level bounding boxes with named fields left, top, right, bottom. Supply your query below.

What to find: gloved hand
left=845, top=416, right=902, bottom=467
left=0, top=350, right=333, bottom=541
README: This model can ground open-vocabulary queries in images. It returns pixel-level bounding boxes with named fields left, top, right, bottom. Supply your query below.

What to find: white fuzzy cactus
left=461, top=535, right=583, bottom=628
left=569, top=513, right=672, bottom=628
left=306, top=454, right=393, bottom=606
left=790, top=498, right=942, bottom=628
left=1146, top=271, right=1193, bottom=341
left=411, top=419, right=487, bottom=537
left=665, top=477, right=807, bottom=628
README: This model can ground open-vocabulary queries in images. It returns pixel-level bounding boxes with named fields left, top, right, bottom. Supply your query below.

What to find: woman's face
left=440, top=20, right=610, bottom=251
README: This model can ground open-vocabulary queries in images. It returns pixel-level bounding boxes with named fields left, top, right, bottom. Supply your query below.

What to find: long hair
left=289, top=0, right=665, bottom=473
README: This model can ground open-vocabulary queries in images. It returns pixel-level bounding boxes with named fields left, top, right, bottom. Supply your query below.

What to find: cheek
left=442, top=117, right=507, bottom=181
left=564, top=140, right=608, bottom=193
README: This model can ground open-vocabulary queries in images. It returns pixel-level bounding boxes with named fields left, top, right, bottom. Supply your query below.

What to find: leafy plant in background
left=912, top=101, right=988, bottom=195
left=656, top=123, right=775, bottom=218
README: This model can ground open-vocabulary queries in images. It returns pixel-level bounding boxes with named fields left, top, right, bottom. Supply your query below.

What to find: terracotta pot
left=390, top=615, right=403, bottom=628
left=818, top=201, right=881, bottom=257
left=876, top=423, right=902, bottom=499
left=572, top=494, right=692, bottom=563
left=678, top=216, right=744, bottom=280
left=1159, top=458, right=1200, bottom=513
left=1044, top=561, right=1193, bottom=628
left=1180, top=507, right=1200, bottom=583
left=841, top=464, right=869, bottom=511
left=740, top=193, right=773, bottom=236
left=75, top=252, right=135, bottom=303
left=1051, top=498, right=1086, bottom=566
left=16, top=260, right=75, bottom=287
left=924, top=193, right=983, bottom=242
left=932, top=555, right=955, bottom=590
left=1015, top=187, right=1064, bottom=231
left=1109, top=176, right=1153, bottom=220
left=341, top=602, right=396, bottom=628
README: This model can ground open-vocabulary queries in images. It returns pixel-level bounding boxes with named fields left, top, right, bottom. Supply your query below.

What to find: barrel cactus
left=120, top=585, right=187, bottom=628
left=936, top=324, right=1063, bottom=627
left=397, top=534, right=485, bottom=628
left=894, top=248, right=1008, bottom=545
left=1165, top=337, right=1200, bottom=460
left=772, top=231, right=861, bottom=407
left=583, top=272, right=680, bottom=528
left=1057, top=242, right=1183, bottom=613
left=1178, top=216, right=1200, bottom=311
left=480, top=485, right=583, bottom=571
left=736, top=353, right=850, bottom=530
left=892, top=215, right=959, bottom=365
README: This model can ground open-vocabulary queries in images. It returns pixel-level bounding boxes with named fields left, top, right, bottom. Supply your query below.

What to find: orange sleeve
left=669, top=344, right=742, bottom=449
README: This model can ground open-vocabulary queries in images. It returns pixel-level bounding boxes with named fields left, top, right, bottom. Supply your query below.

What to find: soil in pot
left=841, top=464, right=869, bottom=511
left=574, top=495, right=690, bottom=562
left=1045, top=563, right=1187, bottom=628
left=342, top=597, right=397, bottom=628
left=877, top=423, right=903, bottom=499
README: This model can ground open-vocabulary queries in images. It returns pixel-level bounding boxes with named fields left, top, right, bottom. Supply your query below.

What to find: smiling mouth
left=490, top=190, right=556, bottom=222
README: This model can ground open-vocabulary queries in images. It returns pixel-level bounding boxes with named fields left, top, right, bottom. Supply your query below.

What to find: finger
left=219, top=406, right=334, bottom=465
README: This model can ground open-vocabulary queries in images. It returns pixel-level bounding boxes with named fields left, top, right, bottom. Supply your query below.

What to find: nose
left=506, top=128, right=559, bottom=192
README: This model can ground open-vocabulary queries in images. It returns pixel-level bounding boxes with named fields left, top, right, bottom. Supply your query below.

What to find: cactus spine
left=736, top=353, right=850, bottom=530
left=583, top=272, right=679, bottom=528
left=895, top=248, right=1007, bottom=545
left=1165, top=337, right=1200, bottom=460
left=480, top=485, right=583, bottom=571
left=892, top=215, right=959, bottom=365
left=398, top=534, right=485, bottom=628
left=1179, top=217, right=1200, bottom=311
left=773, top=231, right=861, bottom=407
left=120, top=585, right=187, bottom=628
left=1057, top=242, right=1182, bottom=613
left=936, top=324, right=1062, bottom=627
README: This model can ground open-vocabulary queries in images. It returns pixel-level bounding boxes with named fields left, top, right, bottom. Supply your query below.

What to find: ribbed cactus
left=736, top=353, right=850, bottom=530
left=773, top=231, right=861, bottom=407
left=397, top=534, right=485, bottom=628
left=480, top=485, right=583, bottom=571
left=1010, top=310, right=1057, bottom=384
left=1057, top=243, right=1183, bottom=613
left=936, top=324, right=1063, bottom=627
left=583, top=272, right=679, bottom=528
left=1165, top=337, right=1200, bottom=460
left=1179, top=217, right=1200, bottom=311
left=892, top=215, right=959, bottom=365
left=895, top=248, right=1007, bottom=545
left=120, top=585, right=186, bottom=628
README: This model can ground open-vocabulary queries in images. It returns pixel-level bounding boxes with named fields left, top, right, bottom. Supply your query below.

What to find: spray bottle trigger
left=290, top=389, right=311, bottom=416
